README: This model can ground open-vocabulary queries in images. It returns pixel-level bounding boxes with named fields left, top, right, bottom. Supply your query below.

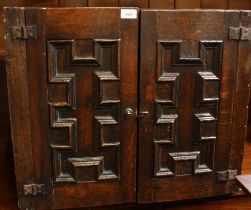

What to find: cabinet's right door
left=139, top=10, right=251, bottom=203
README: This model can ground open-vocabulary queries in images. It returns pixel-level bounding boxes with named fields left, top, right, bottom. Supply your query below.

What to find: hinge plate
left=23, top=184, right=45, bottom=196
left=11, top=26, right=36, bottom=40
left=216, top=169, right=238, bottom=182
left=229, top=27, right=251, bottom=40
left=240, top=27, right=251, bottom=40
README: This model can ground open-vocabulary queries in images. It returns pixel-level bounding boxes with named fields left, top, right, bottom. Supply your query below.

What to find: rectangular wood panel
left=228, top=10, right=251, bottom=179
left=4, top=8, right=35, bottom=210
left=149, top=0, right=174, bottom=9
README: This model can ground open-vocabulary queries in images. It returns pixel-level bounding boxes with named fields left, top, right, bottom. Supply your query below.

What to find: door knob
left=124, top=108, right=134, bottom=119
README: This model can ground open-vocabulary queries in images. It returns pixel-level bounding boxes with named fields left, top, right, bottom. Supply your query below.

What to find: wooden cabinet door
left=139, top=10, right=251, bottom=203
left=5, top=7, right=138, bottom=210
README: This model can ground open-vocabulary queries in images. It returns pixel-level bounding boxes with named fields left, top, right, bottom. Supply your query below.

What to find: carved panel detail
left=47, top=39, right=121, bottom=183
left=154, top=40, right=223, bottom=177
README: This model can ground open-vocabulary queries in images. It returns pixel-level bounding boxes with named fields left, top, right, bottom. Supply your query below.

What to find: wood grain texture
left=228, top=10, right=251, bottom=178
left=228, top=0, right=251, bottom=9
left=0, top=2, right=251, bottom=210
left=4, top=7, right=35, bottom=210
left=149, top=0, right=174, bottom=9
left=26, top=0, right=58, bottom=6
left=139, top=10, right=245, bottom=204
left=0, top=0, right=25, bottom=59
left=6, top=7, right=138, bottom=209
left=58, top=0, right=88, bottom=7
left=119, top=0, right=148, bottom=7
left=175, top=0, right=201, bottom=8
left=201, top=0, right=228, bottom=9
left=88, top=0, right=118, bottom=6
left=1, top=141, right=251, bottom=209
left=243, top=141, right=251, bottom=174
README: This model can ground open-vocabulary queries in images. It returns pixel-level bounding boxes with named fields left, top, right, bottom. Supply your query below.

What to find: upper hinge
left=23, top=183, right=45, bottom=196
left=11, top=26, right=37, bottom=40
left=229, top=27, right=251, bottom=40
left=216, top=169, right=238, bottom=182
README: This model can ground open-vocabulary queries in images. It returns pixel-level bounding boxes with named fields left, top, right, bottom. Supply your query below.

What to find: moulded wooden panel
left=5, top=7, right=138, bottom=210
left=175, top=0, right=201, bottom=8
left=228, top=0, right=251, bottom=9
left=26, top=0, right=58, bottom=6
left=139, top=10, right=243, bottom=204
left=149, top=0, right=174, bottom=9
left=88, top=0, right=118, bottom=7
left=58, top=0, right=88, bottom=7
left=119, top=0, right=148, bottom=8
left=201, top=0, right=228, bottom=9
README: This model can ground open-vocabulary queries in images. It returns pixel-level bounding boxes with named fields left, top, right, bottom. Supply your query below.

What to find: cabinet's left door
left=5, top=7, right=138, bottom=210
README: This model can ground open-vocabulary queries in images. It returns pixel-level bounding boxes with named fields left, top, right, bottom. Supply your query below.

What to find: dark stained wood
left=149, top=0, right=174, bottom=9
left=58, top=0, right=88, bottom=7
left=1, top=2, right=251, bottom=210
left=228, top=0, right=251, bottom=9
left=175, top=0, right=201, bottom=8
left=201, top=0, right=228, bottom=9
left=26, top=0, right=58, bottom=6
left=88, top=0, right=118, bottom=6
left=6, top=7, right=138, bottom=210
left=4, top=7, right=35, bottom=210
left=0, top=0, right=25, bottom=59
left=243, top=141, right=251, bottom=174
left=139, top=10, right=246, bottom=204
left=236, top=175, right=251, bottom=195
left=228, top=10, right=251, bottom=184
left=1, top=139, right=251, bottom=210
left=119, top=0, right=148, bottom=7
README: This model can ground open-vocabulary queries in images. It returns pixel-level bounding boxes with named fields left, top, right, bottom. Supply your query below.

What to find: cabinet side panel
left=4, top=7, right=35, bottom=210
left=228, top=11, right=251, bottom=190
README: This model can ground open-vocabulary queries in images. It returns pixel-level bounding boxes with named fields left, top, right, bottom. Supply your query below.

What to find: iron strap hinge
left=11, top=25, right=37, bottom=40
left=216, top=169, right=238, bottom=182
left=229, top=27, right=251, bottom=40
left=23, top=183, right=45, bottom=196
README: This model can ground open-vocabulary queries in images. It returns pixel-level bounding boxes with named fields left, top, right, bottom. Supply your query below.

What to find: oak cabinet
left=4, top=7, right=251, bottom=210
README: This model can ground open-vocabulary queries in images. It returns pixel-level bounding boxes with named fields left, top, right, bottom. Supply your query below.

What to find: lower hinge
left=216, top=169, right=238, bottom=182
left=11, top=26, right=37, bottom=40
left=23, top=184, right=45, bottom=196
left=229, top=27, right=251, bottom=40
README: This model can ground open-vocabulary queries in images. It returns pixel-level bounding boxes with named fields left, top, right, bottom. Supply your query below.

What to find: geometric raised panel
left=95, top=71, right=120, bottom=105
left=194, top=113, right=217, bottom=142
left=169, top=151, right=212, bottom=176
left=47, top=39, right=121, bottom=183
left=154, top=114, right=178, bottom=177
left=155, top=73, right=179, bottom=107
left=154, top=40, right=223, bottom=177
left=154, top=114, right=178, bottom=144
left=95, top=116, right=120, bottom=147
left=197, top=72, right=220, bottom=104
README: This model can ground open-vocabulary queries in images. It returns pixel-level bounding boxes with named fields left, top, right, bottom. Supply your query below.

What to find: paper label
left=121, top=9, right=137, bottom=19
